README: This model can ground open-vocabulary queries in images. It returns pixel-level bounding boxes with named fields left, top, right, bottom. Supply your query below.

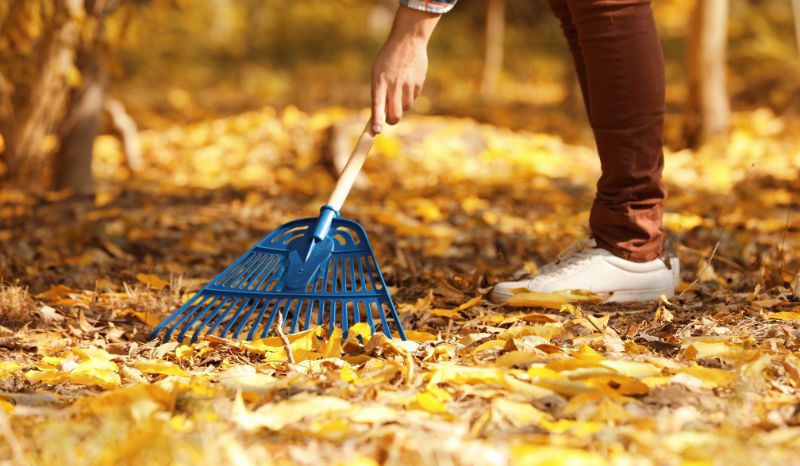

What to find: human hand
left=370, top=7, right=440, bottom=135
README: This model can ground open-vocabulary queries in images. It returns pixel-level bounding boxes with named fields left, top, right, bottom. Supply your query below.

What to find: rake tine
left=252, top=256, right=280, bottom=290
left=365, top=300, right=376, bottom=334
left=317, top=260, right=332, bottom=327
left=261, top=298, right=285, bottom=339
left=341, top=299, right=349, bottom=338
left=361, top=258, right=391, bottom=336
left=245, top=298, right=272, bottom=340
left=189, top=297, right=240, bottom=343
left=304, top=300, right=314, bottom=331
left=165, top=296, right=217, bottom=342
left=386, top=300, right=407, bottom=340
left=222, top=297, right=260, bottom=338
left=290, top=299, right=302, bottom=333
left=280, top=300, right=293, bottom=336
left=329, top=300, right=337, bottom=336
left=356, top=256, right=368, bottom=292
left=207, top=297, right=248, bottom=337
left=305, top=265, right=324, bottom=331
left=353, top=300, right=361, bottom=325
left=236, top=255, right=270, bottom=289
left=349, top=258, right=357, bottom=292
left=173, top=296, right=219, bottom=342
left=151, top=292, right=203, bottom=339
left=215, top=253, right=258, bottom=287
left=364, top=257, right=394, bottom=337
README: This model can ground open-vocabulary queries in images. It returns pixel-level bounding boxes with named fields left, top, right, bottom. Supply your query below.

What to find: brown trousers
left=547, top=0, right=666, bottom=262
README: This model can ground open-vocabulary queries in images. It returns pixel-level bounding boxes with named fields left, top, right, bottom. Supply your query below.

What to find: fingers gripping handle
left=326, top=122, right=376, bottom=211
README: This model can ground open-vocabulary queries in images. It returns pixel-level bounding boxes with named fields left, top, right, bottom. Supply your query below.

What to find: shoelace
left=536, top=239, right=598, bottom=277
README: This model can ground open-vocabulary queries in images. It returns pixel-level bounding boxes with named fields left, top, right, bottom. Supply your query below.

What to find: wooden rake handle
left=326, top=122, right=376, bottom=211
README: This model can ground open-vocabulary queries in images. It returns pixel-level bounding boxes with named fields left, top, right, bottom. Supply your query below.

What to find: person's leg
left=546, top=0, right=591, bottom=118
left=563, top=0, right=667, bottom=262
left=490, top=0, right=675, bottom=304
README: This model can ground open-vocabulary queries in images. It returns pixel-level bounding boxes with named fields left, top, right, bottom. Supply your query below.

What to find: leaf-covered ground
left=1, top=108, right=799, bottom=465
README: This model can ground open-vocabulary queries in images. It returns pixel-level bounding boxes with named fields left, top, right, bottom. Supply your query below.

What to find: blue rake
left=150, top=124, right=407, bottom=343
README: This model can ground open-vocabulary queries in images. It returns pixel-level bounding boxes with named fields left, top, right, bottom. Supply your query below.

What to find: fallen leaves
left=2, top=108, right=800, bottom=465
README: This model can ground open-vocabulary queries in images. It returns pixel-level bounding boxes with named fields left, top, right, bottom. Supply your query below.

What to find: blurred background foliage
left=0, top=0, right=798, bottom=192
left=110, top=0, right=799, bottom=135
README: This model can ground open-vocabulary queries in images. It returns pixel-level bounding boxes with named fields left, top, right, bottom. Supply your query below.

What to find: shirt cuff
left=400, top=0, right=456, bottom=14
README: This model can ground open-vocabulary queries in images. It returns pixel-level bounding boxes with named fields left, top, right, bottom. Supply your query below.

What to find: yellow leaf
left=769, top=312, right=800, bottom=322
left=349, top=405, right=399, bottom=424
left=0, top=399, right=13, bottom=414
left=545, top=357, right=604, bottom=373
left=683, top=339, right=742, bottom=360
left=136, top=273, right=170, bottom=290
left=411, top=391, right=449, bottom=414
left=335, top=457, right=379, bottom=466
left=455, top=295, right=483, bottom=311
left=133, top=359, right=188, bottom=377
left=507, top=290, right=604, bottom=309
left=528, top=367, right=564, bottom=380
left=320, top=327, right=343, bottom=358
left=677, top=366, right=735, bottom=388
left=25, top=367, right=121, bottom=389
left=496, top=351, right=541, bottom=368
left=530, top=378, right=595, bottom=396
left=234, top=393, right=351, bottom=431
left=404, top=329, right=437, bottom=342
left=511, top=445, right=606, bottom=466
left=641, top=376, right=673, bottom=388
left=752, top=298, right=784, bottom=308
left=71, top=347, right=114, bottom=362
left=0, top=362, right=21, bottom=380
left=599, top=360, right=662, bottom=378
left=346, top=322, right=373, bottom=343
left=428, top=308, right=461, bottom=318
left=470, top=339, right=505, bottom=355
left=428, top=364, right=552, bottom=398
left=37, top=284, right=80, bottom=299
left=584, top=375, right=650, bottom=396
left=428, top=296, right=482, bottom=318
left=175, top=345, right=194, bottom=360
left=492, top=397, right=547, bottom=427
left=540, top=418, right=604, bottom=435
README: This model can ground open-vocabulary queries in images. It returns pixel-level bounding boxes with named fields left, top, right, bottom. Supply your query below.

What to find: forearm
left=387, top=5, right=442, bottom=45
left=370, top=5, right=446, bottom=133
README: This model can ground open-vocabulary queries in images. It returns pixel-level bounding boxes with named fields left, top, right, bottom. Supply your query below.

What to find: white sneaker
left=490, top=239, right=680, bottom=304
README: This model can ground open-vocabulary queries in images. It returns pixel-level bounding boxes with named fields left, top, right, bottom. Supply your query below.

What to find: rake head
left=150, top=206, right=406, bottom=343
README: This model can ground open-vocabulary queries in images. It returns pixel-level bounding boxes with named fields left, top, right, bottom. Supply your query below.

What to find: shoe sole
left=490, top=287, right=674, bottom=305
left=606, top=287, right=674, bottom=303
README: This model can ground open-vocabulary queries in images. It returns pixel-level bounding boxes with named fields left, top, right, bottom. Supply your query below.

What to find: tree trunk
left=1, top=0, right=83, bottom=190
left=793, top=0, right=800, bottom=56
left=480, top=0, right=505, bottom=101
left=684, top=0, right=730, bottom=148
left=53, top=58, right=105, bottom=193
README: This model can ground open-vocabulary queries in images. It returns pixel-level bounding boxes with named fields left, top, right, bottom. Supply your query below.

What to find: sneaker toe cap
left=489, top=279, right=531, bottom=304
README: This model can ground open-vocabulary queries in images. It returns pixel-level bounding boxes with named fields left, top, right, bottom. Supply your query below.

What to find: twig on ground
left=275, top=313, right=296, bottom=365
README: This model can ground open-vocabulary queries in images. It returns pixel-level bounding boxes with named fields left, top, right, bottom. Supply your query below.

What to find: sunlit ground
left=1, top=107, right=799, bottom=465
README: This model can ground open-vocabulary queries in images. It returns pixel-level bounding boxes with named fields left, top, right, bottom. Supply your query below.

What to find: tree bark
left=684, top=0, right=730, bottom=148
left=480, top=0, right=505, bottom=101
left=793, top=0, right=800, bottom=57
left=53, top=57, right=105, bottom=193
left=1, top=0, right=83, bottom=190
